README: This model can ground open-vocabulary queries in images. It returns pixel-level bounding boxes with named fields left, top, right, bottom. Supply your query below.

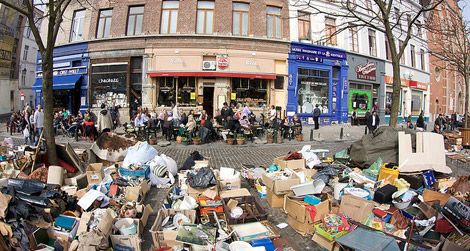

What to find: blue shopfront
left=287, top=43, right=349, bottom=125
left=33, top=43, right=89, bottom=114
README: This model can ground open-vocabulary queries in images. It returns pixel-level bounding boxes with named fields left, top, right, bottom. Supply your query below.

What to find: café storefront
left=145, top=46, right=288, bottom=118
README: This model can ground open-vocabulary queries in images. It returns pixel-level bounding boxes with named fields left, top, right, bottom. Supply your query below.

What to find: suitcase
left=373, top=184, right=397, bottom=204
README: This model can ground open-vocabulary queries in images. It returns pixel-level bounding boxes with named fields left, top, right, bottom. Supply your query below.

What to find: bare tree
left=291, top=0, right=443, bottom=127
left=0, top=0, right=75, bottom=164
left=426, top=2, right=470, bottom=127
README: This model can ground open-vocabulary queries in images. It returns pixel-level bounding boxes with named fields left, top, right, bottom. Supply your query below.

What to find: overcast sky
left=459, top=0, right=470, bottom=23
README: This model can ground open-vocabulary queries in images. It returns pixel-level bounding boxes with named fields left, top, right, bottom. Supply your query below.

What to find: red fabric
left=58, top=158, right=78, bottom=173
left=284, top=152, right=303, bottom=160
left=305, top=205, right=317, bottom=222
left=83, top=121, right=94, bottom=127
left=435, top=219, right=455, bottom=234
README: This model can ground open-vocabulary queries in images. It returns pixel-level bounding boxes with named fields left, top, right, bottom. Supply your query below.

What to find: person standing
left=33, top=105, right=44, bottom=145
left=97, top=104, right=113, bottom=133
left=416, top=111, right=425, bottom=131
left=366, top=111, right=380, bottom=133
left=313, top=104, right=321, bottom=130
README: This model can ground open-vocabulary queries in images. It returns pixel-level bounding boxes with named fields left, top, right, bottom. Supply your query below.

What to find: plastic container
left=118, top=165, right=150, bottom=178
left=251, top=238, right=275, bottom=251
left=378, top=163, right=399, bottom=183
left=222, top=196, right=268, bottom=225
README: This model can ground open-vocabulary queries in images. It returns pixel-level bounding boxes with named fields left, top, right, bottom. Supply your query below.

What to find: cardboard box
left=312, top=233, right=341, bottom=251
left=339, top=195, right=375, bottom=223
left=186, top=185, right=218, bottom=200
left=288, top=215, right=315, bottom=236
left=64, top=173, right=88, bottom=189
left=262, top=172, right=300, bottom=195
left=274, top=156, right=306, bottom=170
left=150, top=209, right=197, bottom=249
left=218, top=176, right=241, bottom=191
left=47, top=216, right=79, bottom=242
left=110, top=219, right=142, bottom=251
left=125, top=180, right=150, bottom=203
left=267, top=190, right=284, bottom=208
left=284, top=193, right=331, bottom=223
left=117, top=204, right=153, bottom=233
left=86, top=163, right=103, bottom=184
left=77, top=208, right=116, bottom=237
left=423, top=189, right=451, bottom=206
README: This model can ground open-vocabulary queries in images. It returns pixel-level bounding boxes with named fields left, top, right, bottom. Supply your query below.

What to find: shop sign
left=290, top=44, right=346, bottom=60
left=295, top=54, right=323, bottom=63
left=217, top=55, right=229, bottom=70
left=409, top=80, right=427, bottom=90
left=245, top=59, right=257, bottom=66
left=301, top=81, right=327, bottom=86
left=169, top=58, right=183, bottom=64
left=355, top=62, right=377, bottom=81
left=36, top=67, right=87, bottom=78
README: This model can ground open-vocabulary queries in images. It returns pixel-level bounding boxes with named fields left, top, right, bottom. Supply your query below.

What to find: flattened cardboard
left=186, top=185, right=218, bottom=200
left=220, top=188, right=251, bottom=199
left=262, top=173, right=300, bottom=195
left=274, top=156, right=306, bottom=170
left=423, top=189, right=451, bottom=207
left=218, top=176, right=241, bottom=191
left=339, top=195, right=375, bottom=223
left=86, top=163, right=104, bottom=184
left=284, top=193, right=331, bottom=223
left=267, top=190, right=284, bottom=208
left=150, top=209, right=197, bottom=249
left=398, top=132, right=452, bottom=174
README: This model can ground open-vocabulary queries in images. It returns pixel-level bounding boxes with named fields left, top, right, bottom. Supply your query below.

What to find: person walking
left=33, top=105, right=44, bottom=145
left=313, top=104, right=321, bottom=130
left=366, top=111, right=380, bottom=133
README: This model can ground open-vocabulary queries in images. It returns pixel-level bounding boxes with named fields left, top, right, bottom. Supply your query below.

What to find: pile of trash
left=0, top=133, right=177, bottom=250
left=237, top=128, right=469, bottom=251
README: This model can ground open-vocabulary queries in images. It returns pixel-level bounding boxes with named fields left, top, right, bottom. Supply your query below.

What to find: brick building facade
left=428, top=0, right=466, bottom=118
left=46, top=0, right=290, bottom=120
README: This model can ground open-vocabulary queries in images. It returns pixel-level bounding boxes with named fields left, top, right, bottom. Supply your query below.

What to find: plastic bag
left=186, top=167, right=216, bottom=188
left=299, top=145, right=321, bottom=168
left=23, top=127, right=30, bottom=138
left=161, top=154, right=178, bottom=176
left=363, top=158, right=382, bottom=179
left=122, top=142, right=158, bottom=167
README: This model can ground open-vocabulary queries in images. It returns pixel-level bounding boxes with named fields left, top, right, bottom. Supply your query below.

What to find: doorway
left=203, top=86, right=214, bottom=118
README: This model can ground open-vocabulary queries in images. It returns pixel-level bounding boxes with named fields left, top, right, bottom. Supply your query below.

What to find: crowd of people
left=7, top=104, right=44, bottom=145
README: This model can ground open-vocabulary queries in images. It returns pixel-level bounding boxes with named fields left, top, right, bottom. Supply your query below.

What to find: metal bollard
left=364, top=126, right=368, bottom=135
left=340, top=127, right=344, bottom=140
left=310, top=129, right=314, bottom=141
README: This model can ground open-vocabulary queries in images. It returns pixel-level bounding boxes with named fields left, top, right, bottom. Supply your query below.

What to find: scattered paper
left=277, top=223, right=288, bottom=229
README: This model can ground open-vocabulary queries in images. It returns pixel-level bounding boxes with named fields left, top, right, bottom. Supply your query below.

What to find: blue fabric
left=32, top=75, right=82, bottom=90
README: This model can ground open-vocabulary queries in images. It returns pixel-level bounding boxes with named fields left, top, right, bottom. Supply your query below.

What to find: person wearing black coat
left=366, top=111, right=380, bottom=133
left=416, top=111, right=425, bottom=130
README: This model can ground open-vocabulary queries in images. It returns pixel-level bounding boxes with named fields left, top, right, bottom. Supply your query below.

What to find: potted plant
left=148, top=136, right=157, bottom=145
left=226, top=135, right=235, bottom=145
left=236, top=136, right=246, bottom=145
left=181, top=137, right=188, bottom=145
left=295, top=134, right=303, bottom=142
left=192, top=136, right=201, bottom=145
left=176, top=135, right=183, bottom=144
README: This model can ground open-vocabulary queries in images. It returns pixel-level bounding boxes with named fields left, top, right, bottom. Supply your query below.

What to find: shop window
left=96, top=9, right=113, bottom=38
left=130, top=57, right=143, bottom=109
left=411, top=90, right=422, bottom=115
left=325, top=17, right=337, bottom=45
left=127, top=6, right=144, bottom=36
left=161, top=1, right=179, bottom=34
left=158, top=77, right=175, bottom=107
left=297, top=68, right=329, bottom=114
left=266, top=6, right=281, bottom=39
left=231, top=78, right=268, bottom=107
left=177, top=77, right=197, bottom=106
left=298, top=11, right=310, bottom=40
left=233, top=3, right=249, bottom=36
left=196, top=1, right=214, bottom=34
left=274, top=76, right=284, bottom=89
left=70, top=9, right=85, bottom=42
left=91, top=63, right=127, bottom=108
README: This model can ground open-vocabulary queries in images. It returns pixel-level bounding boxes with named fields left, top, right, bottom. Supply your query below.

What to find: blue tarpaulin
left=32, top=75, right=82, bottom=90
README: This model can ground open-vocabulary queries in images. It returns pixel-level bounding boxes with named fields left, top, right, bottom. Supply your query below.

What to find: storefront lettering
left=170, top=58, right=183, bottom=64
left=291, top=45, right=346, bottom=60
left=295, top=55, right=323, bottom=63
left=301, top=81, right=327, bottom=86
left=245, top=59, right=257, bottom=66
left=37, top=67, right=87, bottom=78
left=289, top=74, right=293, bottom=86
left=98, top=78, right=120, bottom=84
left=355, top=62, right=377, bottom=81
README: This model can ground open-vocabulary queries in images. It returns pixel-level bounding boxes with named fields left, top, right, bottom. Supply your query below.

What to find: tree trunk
left=389, top=60, right=402, bottom=127
left=42, top=54, right=58, bottom=165
left=465, top=74, right=470, bottom=128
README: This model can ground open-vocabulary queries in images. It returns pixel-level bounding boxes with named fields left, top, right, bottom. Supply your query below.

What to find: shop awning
left=147, top=71, right=277, bottom=80
left=32, top=75, right=82, bottom=90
